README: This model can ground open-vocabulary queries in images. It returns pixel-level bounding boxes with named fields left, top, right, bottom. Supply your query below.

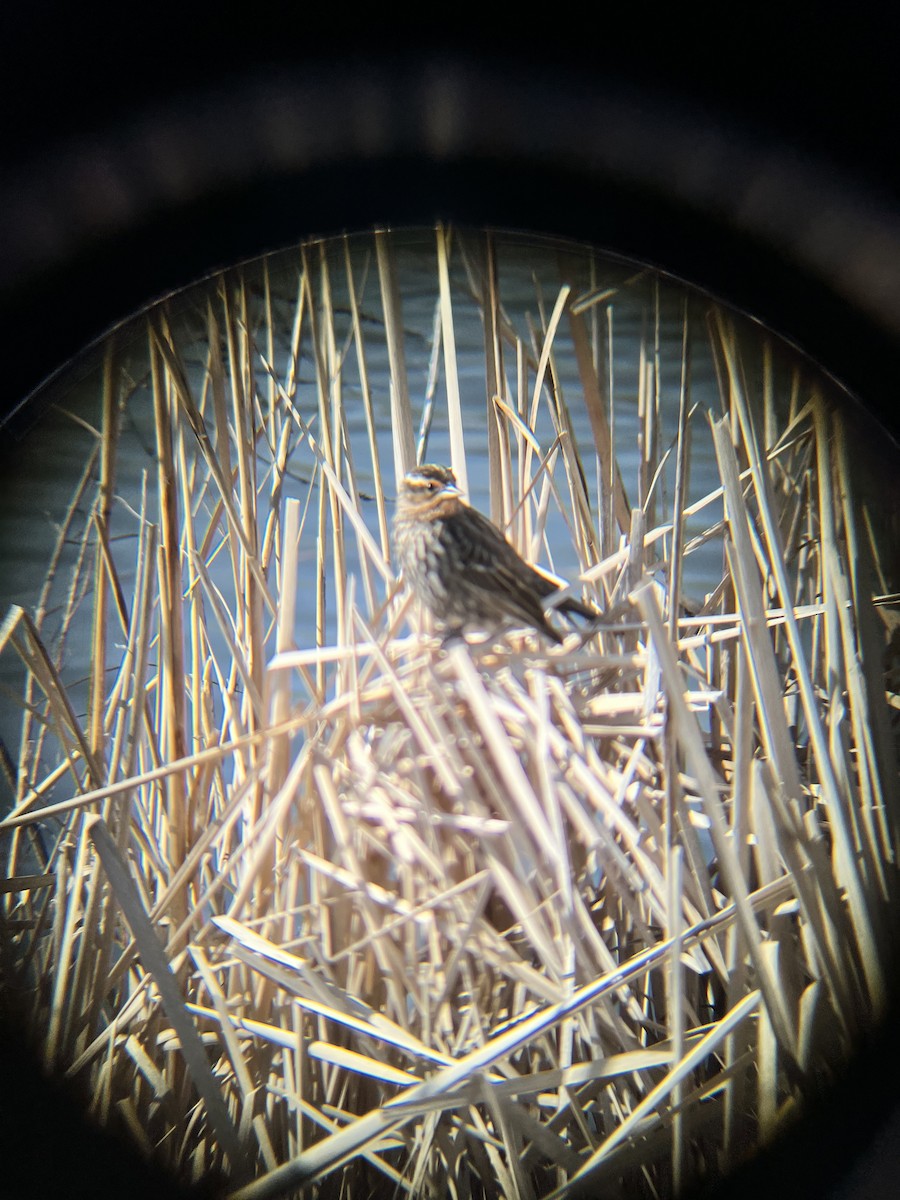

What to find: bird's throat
left=400, top=492, right=465, bottom=522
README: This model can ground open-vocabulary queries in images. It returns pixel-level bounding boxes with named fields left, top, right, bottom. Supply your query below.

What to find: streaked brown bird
left=392, top=463, right=597, bottom=644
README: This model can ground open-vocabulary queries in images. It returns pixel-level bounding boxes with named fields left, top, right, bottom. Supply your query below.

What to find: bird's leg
left=439, top=625, right=467, bottom=649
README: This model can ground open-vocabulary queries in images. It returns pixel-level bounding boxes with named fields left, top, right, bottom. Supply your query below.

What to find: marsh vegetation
left=1, top=227, right=898, bottom=1199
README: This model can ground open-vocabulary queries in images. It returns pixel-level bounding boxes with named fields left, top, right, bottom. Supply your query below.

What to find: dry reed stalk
left=223, top=283, right=270, bottom=904
left=88, top=341, right=120, bottom=763
left=150, top=318, right=189, bottom=882
left=479, top=232, right=506, bottom=524
left=344, top=237, right=390, bottom=558
left=1, top=227, right=897, bottom=1200
left=435, top=223, right=469, bottom=497
left=525, top=282, right=600, bottom=576
left=375, top=229, right=415, bottom=482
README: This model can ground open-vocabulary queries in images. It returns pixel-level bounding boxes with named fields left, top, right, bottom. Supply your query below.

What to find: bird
left=392, top=463, right=598, bottom=644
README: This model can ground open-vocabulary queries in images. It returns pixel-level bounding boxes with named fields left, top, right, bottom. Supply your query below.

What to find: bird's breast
left=394, top=516, right=451, bottom=598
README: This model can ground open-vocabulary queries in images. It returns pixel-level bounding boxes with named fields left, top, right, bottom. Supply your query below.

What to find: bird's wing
left=441, top=508, right=560, bottom=622
left=442, top=508, right=545, bottom=577
left=444, top=508, right=598, bottom=623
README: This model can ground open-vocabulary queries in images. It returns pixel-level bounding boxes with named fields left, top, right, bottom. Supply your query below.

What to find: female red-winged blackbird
left=392, top=463, right=597, bottom=644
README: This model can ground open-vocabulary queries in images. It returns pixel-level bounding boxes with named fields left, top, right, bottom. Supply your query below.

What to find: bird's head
left=397, top=464, right=464, bottom=517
